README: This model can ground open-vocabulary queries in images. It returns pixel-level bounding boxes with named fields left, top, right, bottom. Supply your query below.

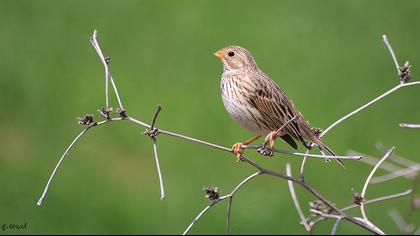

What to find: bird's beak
left=213, top=50, right=224, bottom=60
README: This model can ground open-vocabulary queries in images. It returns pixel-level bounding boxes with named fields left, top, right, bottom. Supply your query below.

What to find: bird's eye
left=228, top=51, right=235, bottom=57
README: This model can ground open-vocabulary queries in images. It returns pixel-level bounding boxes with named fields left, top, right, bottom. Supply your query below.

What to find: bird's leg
left=231, top=135, right=261, bottom=163
left=258, top=130, right=286, bottom=156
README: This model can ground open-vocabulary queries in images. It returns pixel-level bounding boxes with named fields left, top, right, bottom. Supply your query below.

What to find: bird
left=214, top=45, right=343, bottom=166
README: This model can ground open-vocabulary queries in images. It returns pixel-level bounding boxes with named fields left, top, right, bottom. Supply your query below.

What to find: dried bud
left=143, top=128, right=159, bottom=138
left=98, top=107, right=113, bottom=119
left=309, top=200, right=333, bottom=215
left=77, top=114, right=97, bottom=126
left=117, top=107, right=127, bottom=118
left=203, top=186, right=220, bottom=201
left=309, top=200, right=324, bottom=211
left=352, top=188, right=364, bottom=205
left=399, top=61, right=411, bottom=83
left=105, top=56, right=111, bottom=64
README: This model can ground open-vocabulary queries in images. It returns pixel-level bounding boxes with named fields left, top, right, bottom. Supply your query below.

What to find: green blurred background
left=1, top=0, right=419, bottom=234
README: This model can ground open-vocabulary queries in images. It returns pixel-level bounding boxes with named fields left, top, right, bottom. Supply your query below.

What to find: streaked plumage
left=214, top=46, right=340, bottom=162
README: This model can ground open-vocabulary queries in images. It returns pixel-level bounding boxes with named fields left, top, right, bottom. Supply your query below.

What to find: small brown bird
left=214, top=45, right=342, bottom=165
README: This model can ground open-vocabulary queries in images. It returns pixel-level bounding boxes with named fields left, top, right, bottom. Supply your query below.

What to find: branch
left=90, top=30, right=125, bottom=110
left=382, top=35, right=401, bottom=78
left=371, top=165, right=420, bottom=184
left=310, top=189, right=413, bottom=230
left=331, top=218, right=342, bottom=235
left=37, top=117, right=122, bottom=206
left=360, top=147, right=395, bottom=220
left=320, top=81, right=420, bottom=138
left=286, top=163, right=311, bottom=232
left=399, top=123, right=420, bottom=128
left=182, top=171, right=262, bottom=235
left=147, top=106, right=165, bottom=200
left=375, top=142, right=419, bottom=167
left=388, top=208, right=415, bottom=234
left=244, top=145, right=361, bottom=160
left=348, top=150, right=401, bottom=173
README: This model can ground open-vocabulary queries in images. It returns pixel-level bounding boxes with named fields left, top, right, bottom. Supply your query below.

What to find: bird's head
left=214, top=46, right=258, bottom=71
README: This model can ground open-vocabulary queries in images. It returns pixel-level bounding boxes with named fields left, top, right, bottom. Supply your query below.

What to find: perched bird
left=214, top=46, right=343, bottom=165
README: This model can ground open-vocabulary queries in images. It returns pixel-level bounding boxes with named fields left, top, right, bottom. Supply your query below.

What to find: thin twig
left=310, top=209, right=342, bottom=219
left=321, top=82, right=420, bottom=137
left=244, top=145, right=361, bottom=160
left=225, top=171, right=262, bottom=234
left=331, top=218, right=342, bottom=235
left=341, top=189, right=413, bottom=212
left=360, top=147, right=395, bottom=220
left=152, top=139, right=165, bottom=200
left=347, top=150, right=401, bottom=173
left=310, top=189, right=413, bottom=231
left=274, top=115, right=300, bottom=136
left=371, top=166, right=420, bottom=184
left=37, top=118, right=121, bottom=206
left=353, top=217, right=385, bottom=235
left=148, top=105, right=165, bottom=200
left=90, top=30, right=125, bottom=110
left=299, top=79, right=420, bottom=177
left=382, top=35, right=401, bottom=78
left=182, top=197, right=226, bottom=235
left=90, top=30, right=110, bottom=109
left=375, top=142, right=419, bottom=167
left=399, top=123, right=420, bottom=128
left=388, top=208, right=414, bottom=234
left=286, top=163, right=311, bottom=231
left=183, top=172, right=261, bottom=235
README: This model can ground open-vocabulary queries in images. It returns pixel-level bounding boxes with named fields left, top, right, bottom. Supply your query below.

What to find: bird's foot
left=257, top=147, right=273, bottom=157
left=231, top=143, right=244, bottom=163
left=257, top=131, right=277, bottom=157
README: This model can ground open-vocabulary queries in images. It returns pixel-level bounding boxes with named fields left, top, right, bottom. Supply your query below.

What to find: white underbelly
left=222, top=91, right=269, bottom=136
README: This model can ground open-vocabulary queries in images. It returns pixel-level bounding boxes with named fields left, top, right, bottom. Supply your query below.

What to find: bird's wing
left=247, top=73, right=305, bottom=144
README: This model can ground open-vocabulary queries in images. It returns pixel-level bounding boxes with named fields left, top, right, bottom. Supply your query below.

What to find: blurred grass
left=0, top=0, right=419, bottom=234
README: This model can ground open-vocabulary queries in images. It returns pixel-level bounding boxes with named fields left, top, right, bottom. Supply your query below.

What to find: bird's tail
left=313, top=138, right=345, bottom=168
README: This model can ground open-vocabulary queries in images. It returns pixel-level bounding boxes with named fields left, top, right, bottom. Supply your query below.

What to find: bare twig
left=360, top=147, right=395, bottom=220
left=90, top=30, right=125, bottom=110
left=347, top=150, right=401, bottom=173
left=148, top=106, right=165, bottom=200
left=388, top=208, right=415, bottom=234
left=183, top=172, right=262, bottom=235
left=399, top=123, right=420, bottom=128
left=310, top=209, right=342, bottom=219
left=182, top=197, right=226, bottom=235
left=331, top=218, right=342, bottom=235
left=376, top=142, right=419, bottom=167
left=371, top=166, right=419, bottom=184
left=341, top=189, right=413, bottom=212
left=244, top=145, right=361, bottom=160
left=37, top=118, right=122, bottom=206
left=382, top=35, right=401, bottom=78
left=286, top=163, right=311, bottom=231
left=321, top=82, right=420, bottom=137
left=152, top=139, right=165, bottom=200
left=300, top=79, right=420, bottom=177
left=310, top=189, right=413, bottom=230
left=353, top=217, right=385, bottom=235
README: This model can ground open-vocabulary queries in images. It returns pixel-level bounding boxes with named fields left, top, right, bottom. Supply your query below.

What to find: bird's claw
left=257, top=146, right=274, bottom=157
left=257, top=131, right=277, bottom=157
left=231, top=143, right=244, bottom=163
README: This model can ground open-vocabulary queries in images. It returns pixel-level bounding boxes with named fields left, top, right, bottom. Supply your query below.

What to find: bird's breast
left=220, top=74, right=268, bottom=135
